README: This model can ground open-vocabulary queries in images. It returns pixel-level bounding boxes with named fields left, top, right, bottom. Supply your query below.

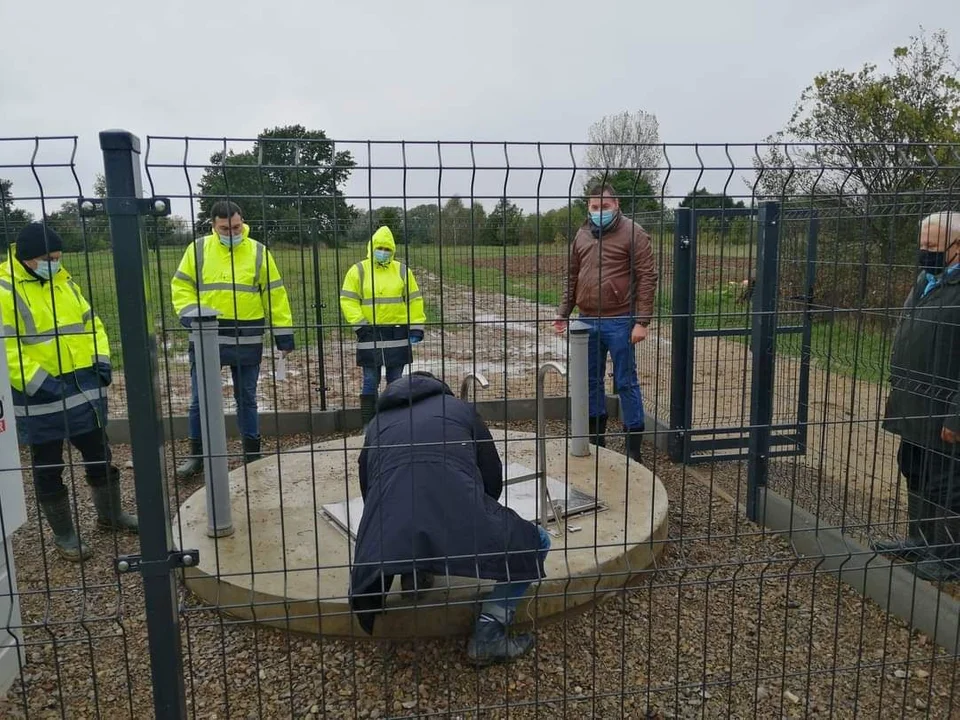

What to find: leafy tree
left=584, top=110, right=664, bottom=188
left=405, top=203, right=440, bottom=244
left=196, top=124, right=357, bottom=245
left=679, top=187, right=749, bottom=241
left=438, top=196, right=486, bottom=245
left=756, top=29, right=960, bottom=260
left=679, top=187, right=746, bottom=211
left=374, top=207, right=404, bottom=246
left=481, top=199, right=523, bottom=246
left=543, top=204, right=588, bottom=243
left=1, top=179, right=34, bottom=248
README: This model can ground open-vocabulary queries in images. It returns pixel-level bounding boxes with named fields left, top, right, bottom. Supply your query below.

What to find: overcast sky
left=2, top=0, right=959, bottom=214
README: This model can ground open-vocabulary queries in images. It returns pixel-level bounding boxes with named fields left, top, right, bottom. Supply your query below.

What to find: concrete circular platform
left=174, top=430, right=669, bottom=638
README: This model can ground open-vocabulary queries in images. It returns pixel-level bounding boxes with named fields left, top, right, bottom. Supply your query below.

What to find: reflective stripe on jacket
left=339, top=227, right=426, bottom=368
left=0, top=249, right=110, bottom=443
left=170, top=224, right=295, bottom=365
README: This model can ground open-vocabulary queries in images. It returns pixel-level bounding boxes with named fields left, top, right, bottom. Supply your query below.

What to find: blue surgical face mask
left=589, top=210, right=618, bottom=229
left=34, top=259, right=60, bottom=280
left=373, top=249, right=392, bottom=265
left=218, top=232, right=243, bottom=248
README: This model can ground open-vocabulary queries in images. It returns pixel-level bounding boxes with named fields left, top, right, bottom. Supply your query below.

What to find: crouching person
left=348, top=372, right=550, bottom=664
left=1, top=223, right=137, bottom=562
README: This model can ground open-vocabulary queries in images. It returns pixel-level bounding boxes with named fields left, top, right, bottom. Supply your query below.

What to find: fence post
left=311, top=220, right=328, bottom=410
left=568, top=320, right=590, bottom=457
left=746, top=201, right=780, bottom=522
left=99, top=130, right=188, bottom=719
left=185, top=312, right=233, bottom=538
left=669, top=208, right=694, bottom=462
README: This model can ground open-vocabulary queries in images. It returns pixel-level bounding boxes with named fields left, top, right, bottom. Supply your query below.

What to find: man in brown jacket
left=554, top=182, right=658, bottom=462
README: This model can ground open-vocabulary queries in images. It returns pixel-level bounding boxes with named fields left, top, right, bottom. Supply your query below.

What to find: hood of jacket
left=367, top=226, right=396, bottom=261
left=376, top=372, right=452, bottom=412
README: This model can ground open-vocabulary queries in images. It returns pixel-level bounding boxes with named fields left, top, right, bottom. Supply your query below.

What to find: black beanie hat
left=16, top=222, right=63, bottom=261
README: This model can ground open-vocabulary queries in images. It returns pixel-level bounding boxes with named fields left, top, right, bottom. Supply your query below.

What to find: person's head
left=370, top=226, right=396, bottom=265
left=15, top=222, right=64, bottom=280
left=585, top=182, right=620, bottom=230
left=918, top=212, right=960, bottom=270
left=210, top=201, right=245, bottom=247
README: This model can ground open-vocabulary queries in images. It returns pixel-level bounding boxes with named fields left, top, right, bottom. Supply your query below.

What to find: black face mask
left=918, top=250, right=946, bottom=272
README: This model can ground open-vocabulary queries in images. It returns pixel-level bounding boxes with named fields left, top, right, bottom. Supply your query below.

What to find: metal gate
left=668, top=202, right=819, bottom=468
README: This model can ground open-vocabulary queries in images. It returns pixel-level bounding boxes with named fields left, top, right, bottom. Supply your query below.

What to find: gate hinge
left=78, top=196, right=172, bottom=218
left=115, top=549, right=199, bottom=576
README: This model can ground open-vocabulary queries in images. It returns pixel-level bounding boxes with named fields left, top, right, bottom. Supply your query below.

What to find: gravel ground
left=1, top=424, right=958, bottom=719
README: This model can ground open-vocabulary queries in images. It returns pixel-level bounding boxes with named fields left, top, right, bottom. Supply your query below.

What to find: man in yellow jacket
left=171, top=201, right=294, bottom=478
left=339, top=226, right=426, bottom=424
left=1, top=223, right=137, bottom=562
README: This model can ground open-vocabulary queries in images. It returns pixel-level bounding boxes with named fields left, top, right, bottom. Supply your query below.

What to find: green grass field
left=66, top=242, right=890, bottom=384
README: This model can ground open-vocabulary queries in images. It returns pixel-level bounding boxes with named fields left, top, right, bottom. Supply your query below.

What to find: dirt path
left=103, top=265, right=903, bottom=537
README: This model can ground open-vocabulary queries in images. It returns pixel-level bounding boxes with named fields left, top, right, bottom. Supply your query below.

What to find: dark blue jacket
left=349, top=374, right=545, bottom=634
left=14, top=366, right=108, bottom=446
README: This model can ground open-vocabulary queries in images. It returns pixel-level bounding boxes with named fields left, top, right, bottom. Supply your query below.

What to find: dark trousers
left=898, top=440, right=960, bottom=515
left=31, top=429, right=112, bottom=501
left=188, top=362, right=261, bottom=440
left=898, top=440, right=960, bottom=559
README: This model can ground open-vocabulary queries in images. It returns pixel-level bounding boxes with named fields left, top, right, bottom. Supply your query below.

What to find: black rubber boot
left=400, top=570, right=434, bottom=600
left=91, top=466, right=139, bottom=534
left=175, top=438, right=204, bottom=480
left=588, top=415, right=607, bottom=448
left=39, top=492, right=92, bottom=562
left=871, top=493, right=932, bottom=561
left=242, top=436, right=262, bottom=464
left=466, top=601, right=535, bottom=666
left=625, top=427, right=644, bottom=464
left=360, top=393, right=378, bottom=427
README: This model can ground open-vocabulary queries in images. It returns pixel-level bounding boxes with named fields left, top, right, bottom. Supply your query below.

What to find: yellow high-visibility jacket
left=171, top=224, right=294, bottom=364
left=339, top=226, right=426, bottom=329
left=0, top=249, right=110, bottom=442
left=339, top=226, right=426, bottom=369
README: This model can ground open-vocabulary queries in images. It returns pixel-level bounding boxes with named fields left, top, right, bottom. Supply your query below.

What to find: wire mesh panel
left=0, top=137, right=145, bottom=717
left=0, top=135, right=959, bottom=719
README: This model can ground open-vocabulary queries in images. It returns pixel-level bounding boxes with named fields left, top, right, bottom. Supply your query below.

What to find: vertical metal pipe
left=568, top=321, right=590, bottom=457
left=459, top=372, right=490, bottom=402
left=537, top=362, right=566, bottom=530
left=190, top=313, right=233, bottom=538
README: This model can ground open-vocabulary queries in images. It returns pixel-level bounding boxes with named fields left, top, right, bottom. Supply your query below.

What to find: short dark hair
left=209, top=201, right=243, bottom=221
left=585, top=182, right=618, bottom=201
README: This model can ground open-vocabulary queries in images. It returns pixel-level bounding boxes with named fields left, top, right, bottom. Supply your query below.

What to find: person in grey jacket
left=877, top=212, right=960, bottom=582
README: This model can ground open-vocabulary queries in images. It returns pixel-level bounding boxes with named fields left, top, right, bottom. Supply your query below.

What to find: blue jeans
left=361, top=365, right=404, bottom=395
left=583, top=316, right=645, bottom=430
left=483, top=525, right=552, bottom=613
left=189, top=362, right=261, bottom=440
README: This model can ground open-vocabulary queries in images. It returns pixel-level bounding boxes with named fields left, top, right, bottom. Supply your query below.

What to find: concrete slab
left=174, top=430, right=669, bottom=638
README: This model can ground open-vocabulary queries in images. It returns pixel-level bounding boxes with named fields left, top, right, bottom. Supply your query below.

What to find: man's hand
left=942, top=426, right=959, bottom=444
left=630, top=324, right=648, bottom=344
left=553, top=318, right=567, bottom=335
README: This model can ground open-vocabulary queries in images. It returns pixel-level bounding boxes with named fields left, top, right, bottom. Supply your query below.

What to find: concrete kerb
left=758, top=488, right=960, bottom=655
left=108, top=395, right=672, bottom=450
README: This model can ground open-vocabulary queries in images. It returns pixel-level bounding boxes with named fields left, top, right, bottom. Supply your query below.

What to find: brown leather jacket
left=557, top=215, right=658, bottom=324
